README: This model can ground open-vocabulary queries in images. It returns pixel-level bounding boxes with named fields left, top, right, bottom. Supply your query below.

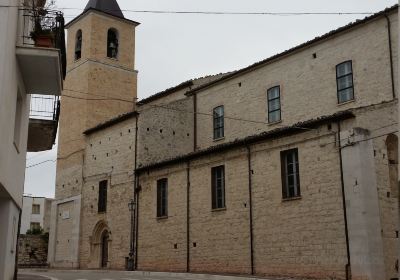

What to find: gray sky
left=24, top=0, right=397, bottom=198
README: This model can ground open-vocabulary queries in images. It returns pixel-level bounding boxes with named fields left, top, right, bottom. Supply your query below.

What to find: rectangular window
left=30, top=222, right=40, bottom=231
left=267, top=86, right=281, bottom=123
left=32, top=204, right=40, bottom=214
left=281, top=149, right=301, bottom=199
left=157, top=178, right=168, bottom=217
left=336, top=61, right=354, bottom=103
left=98, top=180, right=108, bottom=213
left=211, top=165, right=225, bottom=209
left=213, top=106, right=224, bottom=140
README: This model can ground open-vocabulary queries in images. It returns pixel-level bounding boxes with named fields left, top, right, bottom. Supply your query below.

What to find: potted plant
left=30, top=0, right=57, bottom=48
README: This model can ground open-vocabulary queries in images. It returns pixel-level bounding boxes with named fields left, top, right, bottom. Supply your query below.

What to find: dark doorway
left=101, top=231, right=109, bottom=268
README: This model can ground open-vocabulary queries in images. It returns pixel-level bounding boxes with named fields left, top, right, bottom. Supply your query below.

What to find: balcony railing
left=30, top=95, right=60, bottom=121
left=21, top=6, right=66, bottom=79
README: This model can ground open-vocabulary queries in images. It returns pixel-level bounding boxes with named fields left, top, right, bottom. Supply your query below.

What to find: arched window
left=107, top=28, right=119, bottom=59
left=75, top=29, right=82, bottom=60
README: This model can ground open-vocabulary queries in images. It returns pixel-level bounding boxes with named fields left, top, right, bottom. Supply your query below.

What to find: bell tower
left=55, top=0, right=140, bottom=199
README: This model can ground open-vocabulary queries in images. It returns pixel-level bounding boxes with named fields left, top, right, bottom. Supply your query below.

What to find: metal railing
left=20, top=5, right=67, bottom=79
left=30, top=95, right=60, bottom=121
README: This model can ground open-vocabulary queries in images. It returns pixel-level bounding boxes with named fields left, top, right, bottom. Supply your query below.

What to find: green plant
left=26, top=227, right=44, bottom=235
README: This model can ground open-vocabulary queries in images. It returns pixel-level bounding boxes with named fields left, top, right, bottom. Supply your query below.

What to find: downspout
left=13, top=210, right=22, bottom=280
left=186, top=161, right=191, bottom=272
left=384, top=14, right=396, bottom=100
left=132, top=115, right=139, bottom=270
left=193, top=93, right=197, bottom=151
left=133, top=115, right=139, bottom=270
left=134, top=173, right=140, bottom=270
left=337, top=122, right=351, bottom=280
left=246, top=146, right=254, bottom=275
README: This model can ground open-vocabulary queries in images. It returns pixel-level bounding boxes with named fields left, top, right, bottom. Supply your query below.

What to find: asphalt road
left=18, top=270, right=276, bottom=280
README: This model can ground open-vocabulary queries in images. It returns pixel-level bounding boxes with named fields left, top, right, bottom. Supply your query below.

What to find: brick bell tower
left=55, top=0, right=140, bottom=200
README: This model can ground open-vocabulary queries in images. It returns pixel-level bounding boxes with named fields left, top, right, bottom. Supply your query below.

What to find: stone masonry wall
left=18, top=234, right=48, bottom=267
left=80, top=117, right=136, bottom=269
left=342, top=101, right=399, bottom=279
left=137, top=124, right=348, bottom=279
left=137, top=98, right=194, bottom=168
left=195, top=12, right=398, bottom=151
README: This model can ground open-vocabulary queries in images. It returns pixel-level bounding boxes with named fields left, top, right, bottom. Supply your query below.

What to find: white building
left=21, top=196, right=53, bottom=234
left=0, top=0, right=65, bottom=279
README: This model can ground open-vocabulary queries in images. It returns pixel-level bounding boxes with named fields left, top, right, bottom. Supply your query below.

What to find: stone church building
left=47, top=0, right=399, bottom=279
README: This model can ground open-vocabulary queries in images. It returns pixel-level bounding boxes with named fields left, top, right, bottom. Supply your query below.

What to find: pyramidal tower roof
left=84, top=0, right=124, bottom=19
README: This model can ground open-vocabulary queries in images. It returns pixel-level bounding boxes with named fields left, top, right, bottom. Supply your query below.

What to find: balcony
left=27, top=95, right=60, bottom=152
left=16, top=7, right=66, bottom=96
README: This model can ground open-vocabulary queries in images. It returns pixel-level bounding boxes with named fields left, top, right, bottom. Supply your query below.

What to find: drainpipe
left=246, top=146, right=254, bottom=275
left=384, top=14, right=396, bottom=100
left=186, top=161, right=191, bottom=272
left=193, top=94, right=197, bottom=151
left=133, top=115, right=140, bottom=270
left=13, top=210, right=22, bottom=280
left=337, top=122, right=351, bottom=280
left=134, top=173, right=140, bottom=270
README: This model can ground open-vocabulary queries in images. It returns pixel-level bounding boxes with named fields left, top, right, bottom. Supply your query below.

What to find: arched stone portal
left=89, top=220, right=111, bottom=268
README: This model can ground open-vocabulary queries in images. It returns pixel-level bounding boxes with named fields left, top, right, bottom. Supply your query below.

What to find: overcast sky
left=24, top=0, right=397, bottom=198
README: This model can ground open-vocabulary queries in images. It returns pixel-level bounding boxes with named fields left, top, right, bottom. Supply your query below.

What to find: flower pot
left=33, top=34, right=54, bottom=48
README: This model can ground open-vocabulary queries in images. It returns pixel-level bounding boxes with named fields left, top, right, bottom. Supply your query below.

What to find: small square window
left=30, top=222, right=40, bottom=231
left=32, top=204, right=40, bottom=214
left=336, top=61, right=354, bottom=103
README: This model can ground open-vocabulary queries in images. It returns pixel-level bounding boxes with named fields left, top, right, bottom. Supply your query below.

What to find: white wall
left=0, top=0, right=30, bottom=208
left=0, top=197, right=20, bottom=280
left=0, top=1, right=32, bottom=280
left=21, top=196, right=46, bottom=234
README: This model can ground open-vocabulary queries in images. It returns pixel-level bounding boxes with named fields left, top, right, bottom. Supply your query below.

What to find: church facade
left=48, top=1, right=400, bottom=279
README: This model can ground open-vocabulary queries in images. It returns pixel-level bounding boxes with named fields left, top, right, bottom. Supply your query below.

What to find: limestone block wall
left=137, top=98, right=194, bottom=168
left=137, top=163, right=188, bottom=272
left=342, top=101, right=399, bottom=279
left=80, top=117, right=136, bottom=269
left=137, top=124, right=348, bottom=279
left=18, top=234, right=48, bottom=267
left=194, top=12, right=398, bottom=151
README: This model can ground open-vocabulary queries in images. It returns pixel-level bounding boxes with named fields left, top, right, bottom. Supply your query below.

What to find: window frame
left=211, top=165, right=226, bottom=210
left=213, top=105, right=224, bottom=140
left=336, top=60, right=355, bottom=104
left=107, top=28, right=119, bottom=59
left=32, top=204, right=40, bottom=215
left=280, top=148, right=301, bottom=199
left=267, top=86, right=281, bottom=123
left=98, top=180, right=108, bottom=213
left=30, top=222, right=40, bottom=231
left=75, top=29, right=82, bottom=61
left=157, top=178, right=168, bottom=218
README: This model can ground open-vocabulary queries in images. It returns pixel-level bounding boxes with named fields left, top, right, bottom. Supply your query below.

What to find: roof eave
left=185, top=5, right=398, bottom=97
left=65, top=8, right=141, bottom=29
left=136, top=110, right=355, bottom=173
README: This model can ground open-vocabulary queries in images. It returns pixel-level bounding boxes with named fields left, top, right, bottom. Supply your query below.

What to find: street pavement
left=18, top=270, right=292, bottom=280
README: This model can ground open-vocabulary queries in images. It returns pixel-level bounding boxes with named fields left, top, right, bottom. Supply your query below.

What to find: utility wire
left=62, top=90, right=315, bottom=131
left=25, top=124, right=399, bottom=169
left=0, top=5, right=378, bottom=16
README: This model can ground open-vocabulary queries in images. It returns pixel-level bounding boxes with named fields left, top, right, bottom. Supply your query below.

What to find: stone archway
left=89, top=220, right=111, bottom=268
